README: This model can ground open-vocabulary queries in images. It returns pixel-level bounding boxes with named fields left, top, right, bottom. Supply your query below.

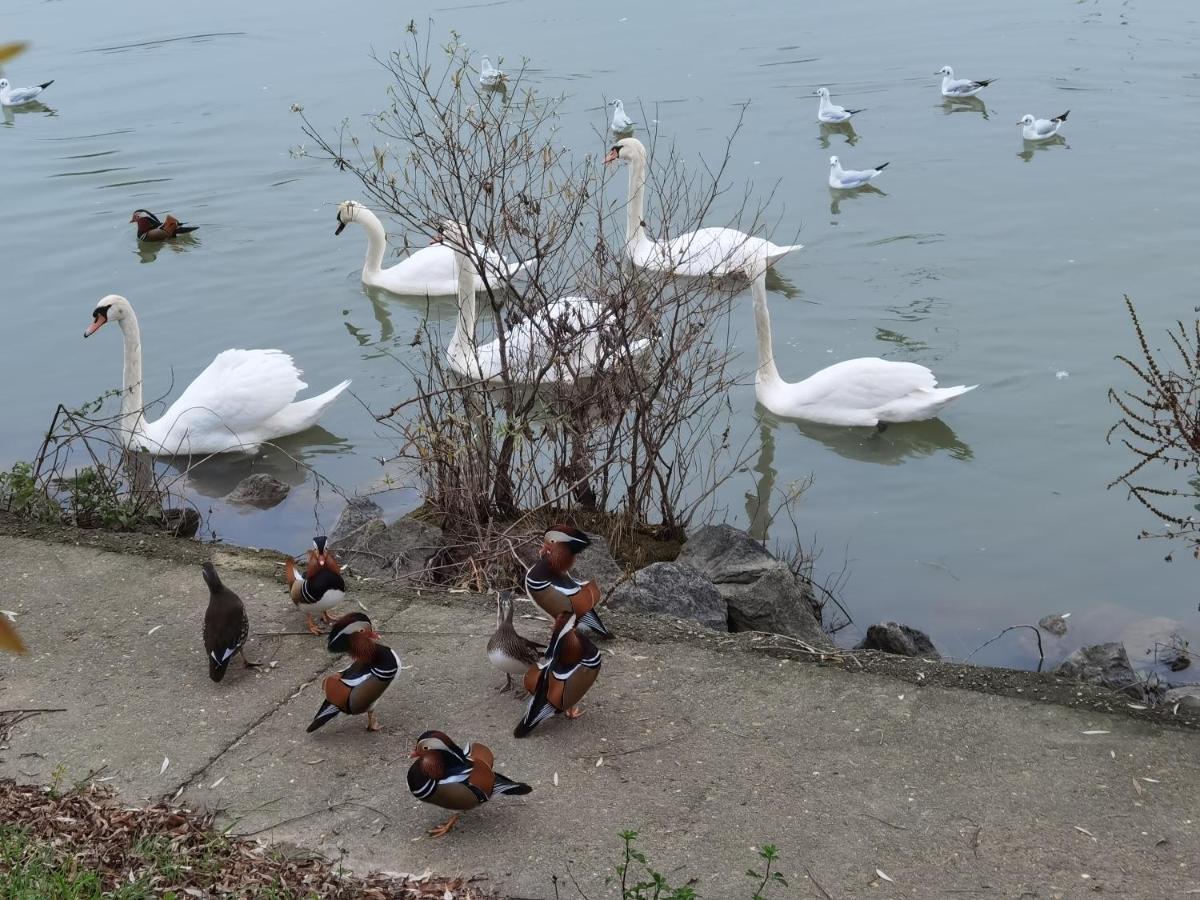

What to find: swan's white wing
left=157, top=349, right=304, bottom=436
left=797, top=358, right=936, bottom=411
left=657, top=227, right=769, bottom=275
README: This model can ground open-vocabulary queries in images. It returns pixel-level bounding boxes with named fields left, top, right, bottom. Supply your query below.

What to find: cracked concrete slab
left=2, top=532, right=1199, bottom=898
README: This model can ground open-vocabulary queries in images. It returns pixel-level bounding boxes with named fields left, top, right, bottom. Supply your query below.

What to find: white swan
left=436, top=221, right=652, bottom=383
left=748, top=265, right=975, bottom=426
left=604, top=137, right=803, bottom=276
left=83, top=295, right=350, bottom=455
left=334, top=201, right=530, bottom=297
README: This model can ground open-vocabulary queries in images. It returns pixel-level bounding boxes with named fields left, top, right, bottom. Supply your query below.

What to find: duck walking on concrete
left=408, top=730, right=531, bottom=837
left=285, top=536, right=346, bottom=635
left=307, top=613, right=399, bottom=734
left=201, top=562, right=256, bottom=682
left=486, top=592, right=545, bottom=694
left=514, top=612, right=602, bottom=738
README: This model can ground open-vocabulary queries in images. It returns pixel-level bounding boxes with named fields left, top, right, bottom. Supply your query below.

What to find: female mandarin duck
left=307, top=613, right=399, bottom=733
left=486, top=591, right=545, bottom=693
left=285, top=536, right=346, bottom=635
left=407, top=730, right=531, bottom=837
left=514, top=612, right=602, bottom=738
left=525, top=525, right=612, bottom=638
left=201, top=562, right=257, bottom=682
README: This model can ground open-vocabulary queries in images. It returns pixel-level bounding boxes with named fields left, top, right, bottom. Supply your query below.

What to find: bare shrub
left=296, top=26, right=786, bottom=587
left=1107, top=296, right=1200, bottom=559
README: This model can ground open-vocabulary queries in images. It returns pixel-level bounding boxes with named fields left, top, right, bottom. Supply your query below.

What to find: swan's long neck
left=447, top=247, right=479, bottom=370
left=750, top=269, right=783, bottom=388
left=115, top=309, right=147, bottom=443
left=357, top=208, right=388, bottom=278
left=625, top=154, right=649, bottom=251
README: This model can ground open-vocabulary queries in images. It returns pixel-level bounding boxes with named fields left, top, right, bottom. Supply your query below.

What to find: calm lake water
left=4, top=0, right=1198, bottom=670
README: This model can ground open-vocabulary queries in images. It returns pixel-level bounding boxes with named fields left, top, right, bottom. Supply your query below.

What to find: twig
left=965, top=624, right=1045, bottom=672
left=803, top=864, right=834, bottom=900
left=860, top=812, right=907, bottom=831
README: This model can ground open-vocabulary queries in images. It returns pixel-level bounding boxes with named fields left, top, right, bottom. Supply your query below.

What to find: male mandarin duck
left=0, top=614, right=26, bottom=655
left=486, top=591, right=544, bottom=694
left=201, top=562, right=256, bottom=682
left=307, top=612, right=399, bottom=733
left=525, top=525, right=612, bottom=638
left=130, top=209, right=198, bottom=242
left=407, top=730, right=531, bottom=837
left=285, top=535, right=346, bottom=635
left=514, top=612, right=601, bottom=738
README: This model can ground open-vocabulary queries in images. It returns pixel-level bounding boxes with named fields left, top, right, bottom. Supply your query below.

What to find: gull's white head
left=84, top=294, right=133, bottom=338
left=610, top=99, right=623, bottom=108
left=0, top=79, right=9, bottom=91
left=938, top=66, right=954, bottom=77
left=604, top=136, right=646, bottom=165
left=815, top=87, right=830, bottom=99
left=1018, top=114, right=1035, bottom=126
left=829, top=155, right=840, bottom=168
left=481, top=56, right=494, bottom=71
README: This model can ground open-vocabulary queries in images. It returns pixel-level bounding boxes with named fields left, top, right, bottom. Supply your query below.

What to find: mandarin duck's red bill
left=525, top=524, right=611, bottom=638
left=307, top=613, right=399, bottom=734
left=285, top=536, right=345, bottom=635
left=514, top=612, right=601, bottom=738
left=130, top=209, right=199, bottom=242
left=486, top=592, right=545, bottom=694
left=407, top=730, right=531, bottom=836
left=201, top=562, right=255, bottom=682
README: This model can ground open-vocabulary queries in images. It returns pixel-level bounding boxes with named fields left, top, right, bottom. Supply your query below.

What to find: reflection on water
left=874, top=326, right=930, bottom=356
left=1017, top=135, right=1068, bottom=163
left=135, top=233, right=202, bottom=264
left=745, top=421, right=775, bottom=541
left=158, top=426, right=351, bottom=499
left=766, top=411, right=973, bottom=465
left=765, top=266, right=802, bottom=301
left=940, top=96, right=989, bottom=119
left=2, top=101, right=55, bottom=126
left=817, top=121, right=858, bottom=149
left=830, top=183, right=886, bottom=216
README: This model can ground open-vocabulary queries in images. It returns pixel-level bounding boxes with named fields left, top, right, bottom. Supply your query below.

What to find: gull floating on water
left=609, top=99, right=634, bottom=134
left=479, top=55, right=503, bottom=89
left=937, top=66, right=994, bottom=98
left=815, top=87, right=863, bottom=124
left=0, top=76, right=53, bottom=107
left=1019, top=110, right=1068, bottom=141
left=829, top=155, right=888, bottom=190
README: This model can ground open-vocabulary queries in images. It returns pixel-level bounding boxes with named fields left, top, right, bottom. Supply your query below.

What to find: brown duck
left=307, top=613, right=399, bottom=733
left=514, top=611, right=601, bottom=738
left=201, top=562, right=256, bottom=682
left=407, top=730, right=531, bottom=836
left=524, top=524, right=611, bottom=637
left=486, top=592, right=544, bottom=693
left=130, top=209, right=199, bottom=242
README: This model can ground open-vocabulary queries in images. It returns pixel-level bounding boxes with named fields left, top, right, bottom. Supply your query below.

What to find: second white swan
left=748, top=266, right=975, bottom=426
left=605, top=138, right=802, bottom=277
left=84, top=294, right=350, bottom=455
left=334, top=201, right=530, bottom=297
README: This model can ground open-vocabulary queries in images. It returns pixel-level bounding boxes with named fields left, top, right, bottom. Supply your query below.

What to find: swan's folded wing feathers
left=800, top=359, right=937, bottom=410
left=161, top=349, right=305, bottom=435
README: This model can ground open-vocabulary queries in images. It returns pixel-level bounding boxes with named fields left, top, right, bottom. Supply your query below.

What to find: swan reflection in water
left=343, top=282, right=521, bottom=352
left=155, top=426, right=351, bottom=501
left=941, top=96, right=989, bottom=119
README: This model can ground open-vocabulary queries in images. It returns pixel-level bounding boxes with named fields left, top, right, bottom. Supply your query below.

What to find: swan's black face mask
left=84, top=305, right=111, bottom=338
left=334, top=212, right=347, bottom=236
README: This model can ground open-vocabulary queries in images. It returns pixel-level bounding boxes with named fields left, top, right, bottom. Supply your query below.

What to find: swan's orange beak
left=84, top=312, right=107, bottom=338
left=603, top=148, right=619, bottom=164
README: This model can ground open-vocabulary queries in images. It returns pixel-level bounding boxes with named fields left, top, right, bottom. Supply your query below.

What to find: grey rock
left=570, top=533, right=625, bottom=596
left=678, top=523, right=830, bottom=647
left=855, top=622, right=940, bottom=658
left=225, top=474, right=290, bottom=509
left=1055, top=642, right=1137, bottom=693
left=1038, top=613, right=1070, bottom=637
left=329, top=499, right=443, bottom=581
left=608, top=562, right=727, bottom=632
left=330, top=497, right=385, bottom=544
left=1163, top=686, right=1200, bottom=713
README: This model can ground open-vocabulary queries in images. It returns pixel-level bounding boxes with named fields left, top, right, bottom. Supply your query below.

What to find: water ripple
left=85, top=32, right=246, bottom=54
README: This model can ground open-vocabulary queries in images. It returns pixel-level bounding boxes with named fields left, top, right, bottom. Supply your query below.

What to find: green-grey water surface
left=3, top=0, right=1197, bottom=668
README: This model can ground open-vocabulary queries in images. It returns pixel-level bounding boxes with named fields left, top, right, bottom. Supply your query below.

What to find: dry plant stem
left=297, top=25, right=776, bottom=591
left=965, top=624, right=1045, bottom=671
